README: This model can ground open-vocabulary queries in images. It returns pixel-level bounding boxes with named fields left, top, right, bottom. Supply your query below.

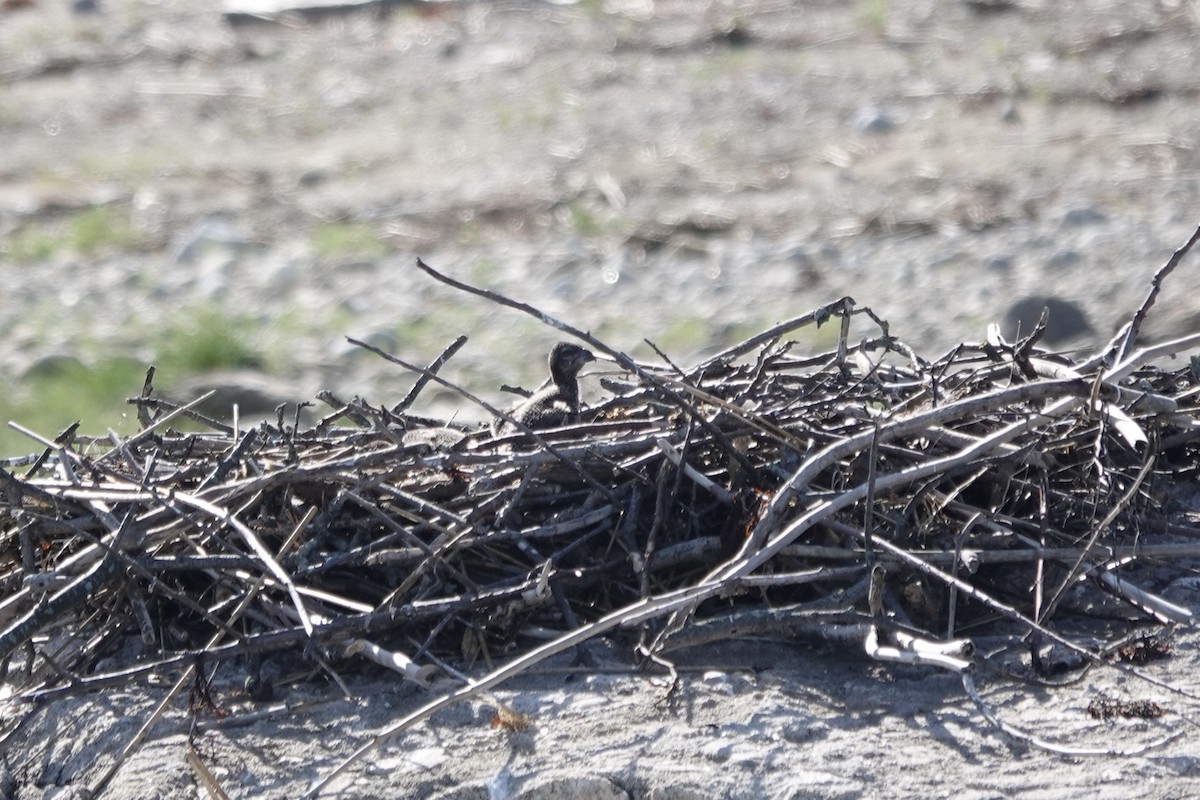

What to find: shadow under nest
left=2, top=257, right=1200, bottom=739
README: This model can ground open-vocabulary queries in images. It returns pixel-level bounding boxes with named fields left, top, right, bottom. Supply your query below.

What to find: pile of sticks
left=3, top=243, right=1200, bottom=784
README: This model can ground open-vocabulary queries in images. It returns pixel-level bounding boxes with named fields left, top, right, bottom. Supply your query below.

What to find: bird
left=495, top=342, right=596, bottom=436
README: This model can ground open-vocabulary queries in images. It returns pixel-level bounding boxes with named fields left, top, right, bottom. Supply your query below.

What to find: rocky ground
left=3, top=0, right=1200, bottom=798
left=2, top=0, right=1199, bottom=425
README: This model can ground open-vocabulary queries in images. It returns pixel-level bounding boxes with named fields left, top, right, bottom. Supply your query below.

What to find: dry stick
left=170, top=491, right=314, bottom=636
left=186, top=740, right=232, bottom=800
left=135, top=365, right=157, bottom=428
left=88, top=506, right=319, bottom=798
left=21, top=577, right=546, bottom=706
left=303, top=575, right=740, bottom=799
left=657, top=389, right=1200, bottom=700
left=90, top=390, right=221, bottom=463
left=0, top=510, right=139, bottom=664
left=640, top=456, right=674, bottom=603
left=304, top=384, right=1152, bottom=794
left=123, top=396, right=234, bottom=436
left=1093, top=567, right=1193, bottom=625
left=1037, top=453, right=1159, bottom=625
left=347, top=336, right=616, bottom=504
left=655, top=437, right=734, bottom=504
left=412, top=258, right=756, bottom=477
left=1113, top=220, right=1200, bottom=364
left=1103, top=332, right=1200, bottom=386
left=696, top=297, right=859, bottom=368
left=197, top=428, right=259, bottom=491
left=391, top=335, right=469, bottom=414
left=654, top=374, right=805, bottom=449
left=747, top=378, right=1089, bottom=554
left=107, top=429, right=146, bottom=480
left=787, top=538, right=1200, bottom=565
left=960, top=671, right=1182, bottom=757
left=840, top=517, right=1200, bottom=704
left=862, top=414, right=881, bottom=564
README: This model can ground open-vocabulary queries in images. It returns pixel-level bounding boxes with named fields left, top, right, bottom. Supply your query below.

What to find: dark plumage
left=496, top=342, right=595, bottom=435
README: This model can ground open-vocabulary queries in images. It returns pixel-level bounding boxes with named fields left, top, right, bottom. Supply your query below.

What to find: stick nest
left=3, top=267, right=1200, bottom=711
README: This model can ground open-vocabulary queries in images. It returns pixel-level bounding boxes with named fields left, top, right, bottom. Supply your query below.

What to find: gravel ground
left=2, top=0, right=1199, bottom=419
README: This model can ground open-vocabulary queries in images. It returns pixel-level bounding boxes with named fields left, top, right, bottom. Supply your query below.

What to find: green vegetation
left=68, top=206, right=141, bottom=253
left=0, top=357, right=146, bottom=457
left=6, top=225, right=58, bottom=264
left=0, top=307, right=266, bottom=457
left=563, top=200, right=627, bottom=238
left=4, top=205, right=142, bottom=264
left=858, top=0, right=890, bottom=36
left=156, top=307, right=264, bottom=374
left=310, top=221, right=386, bottom=261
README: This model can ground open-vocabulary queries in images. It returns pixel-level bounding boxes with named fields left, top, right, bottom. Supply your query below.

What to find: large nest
left=3, top=244, right=1200, bottom=791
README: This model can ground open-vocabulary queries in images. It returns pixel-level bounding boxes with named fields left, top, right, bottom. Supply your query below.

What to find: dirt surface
left=3, top=1, right=1200, bottom=798
left=7, top=629, right=1200, bottom=799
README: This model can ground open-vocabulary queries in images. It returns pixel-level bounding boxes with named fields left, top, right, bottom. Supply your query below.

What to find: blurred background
left=0, top=0, right=1197, bottom=455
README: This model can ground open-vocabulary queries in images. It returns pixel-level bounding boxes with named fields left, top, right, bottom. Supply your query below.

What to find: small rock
left=1004, top=295, right=1094, bottom=344
left=781, top=719, right=817, bottom=743
left=20, top=353, right=86, bottom=381
left=852, top=106, right=896, bottom=135
left=516, top=776, right=628, bottom=800
left=298, top=169, right=328, bottom=187
left=194, top=249, right=237, bottom=300
left=172, top=370, right=296, bottom=418
left=1062, top=206, right=1106, bottom=227
left=818, top=242, right=842, bottom=263
left=702, top=670, right=735, bottom=695
left=1046, top=249, right=1082, bottom=268
left=168, top=216, right=253, bottom=265
left=700, top=740, right=734, bottom=762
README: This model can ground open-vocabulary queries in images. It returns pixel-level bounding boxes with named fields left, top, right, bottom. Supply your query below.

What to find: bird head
left=548, top=342, right=596, bottom=380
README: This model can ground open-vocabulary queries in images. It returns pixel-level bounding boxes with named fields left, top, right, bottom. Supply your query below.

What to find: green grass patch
left=0, top=357, right=146, bottom=458
left=6, top=225, right=59, bottom=263
left=858, top=0, right=890, bottom=36
left=0, top=307, right=267, bottom=457
left=4, top=205, right=142, bottom=264
left=311, top=221, right=386, bottom=261
left=155, top=308, right=265, bottom=374
left=67, top=206, right=141, bottom=253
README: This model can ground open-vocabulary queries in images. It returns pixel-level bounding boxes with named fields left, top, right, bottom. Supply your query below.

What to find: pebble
left=168, top=216, right=252, bottom=265
left=853, top=106, right=896, bottom=134
left=1004, top=295, right=1094, bottom=344
left=1046, top=249, right=1082, bottom=268
left=781, top=719, right=818, bottom=743
left=983, top=254, right=1013, bottom=271
left=517, top=776, right=629, bottom=800
left=173, top=370, right=297, bottom=417
left=1062, top=206, right=1106, bottom=227
left=700, top=740, right=734, bottom=762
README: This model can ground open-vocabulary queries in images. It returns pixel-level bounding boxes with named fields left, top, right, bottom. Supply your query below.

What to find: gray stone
left=1062, top=206, right=1106, bottom=227
left=1004, top=295, right=1094, bottom=344
left=172, top=370, right=299, bottom=418
left=1046, top=249, right=1082, bottom=268
left=168, top=216, right=254, bottom=265
left=20, top=353, right=87, bottom=381
left=852, top=106, right=896, bottom=134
